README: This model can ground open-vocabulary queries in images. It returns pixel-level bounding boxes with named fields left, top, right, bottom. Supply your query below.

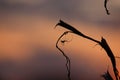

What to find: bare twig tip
left=104, top=0, right=110, bottom=15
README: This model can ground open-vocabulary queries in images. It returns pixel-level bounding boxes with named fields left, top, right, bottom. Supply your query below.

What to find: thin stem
left=56, top=31, right=72, bottom=80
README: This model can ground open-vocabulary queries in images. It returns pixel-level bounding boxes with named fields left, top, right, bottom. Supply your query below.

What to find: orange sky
left=0, top=15, right=120, bottom=80
left=0, top=0, right=120, bottom=80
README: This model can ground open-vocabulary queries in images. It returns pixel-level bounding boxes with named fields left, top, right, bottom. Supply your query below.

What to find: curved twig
left=56, top=31, right=72, bottom=80
left=104, top=0, right=110, bottom=15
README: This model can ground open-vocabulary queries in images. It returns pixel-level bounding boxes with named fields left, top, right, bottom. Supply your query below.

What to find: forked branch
left=55, top=20, right=119, bottom=80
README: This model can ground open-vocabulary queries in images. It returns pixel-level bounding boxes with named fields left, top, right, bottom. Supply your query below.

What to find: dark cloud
left=0, top=0, right=81, bottom=16
left=0, top=0, right=120, bottom=27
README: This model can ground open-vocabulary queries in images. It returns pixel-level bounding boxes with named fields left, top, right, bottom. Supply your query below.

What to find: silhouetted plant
left=55, top=20, right=119, bottom=80
left=104, top=0, right=110, bottom=15
left=55, top=31, right=72, bottom=80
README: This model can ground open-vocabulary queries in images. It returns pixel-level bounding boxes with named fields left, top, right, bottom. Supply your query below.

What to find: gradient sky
left=0, top=0, right=120, bottom=80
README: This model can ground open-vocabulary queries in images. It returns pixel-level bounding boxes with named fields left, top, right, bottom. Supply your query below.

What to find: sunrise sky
left=0, top=0, right=120, bottom=80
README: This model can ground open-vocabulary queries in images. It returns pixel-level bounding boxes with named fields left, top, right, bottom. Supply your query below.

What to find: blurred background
left=0, top=0, right=120, bottom=80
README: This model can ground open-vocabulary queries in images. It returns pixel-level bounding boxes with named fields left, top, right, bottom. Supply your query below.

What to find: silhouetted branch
left=104, top=0, right=110, bottom=15
left=55, top=20, right=119, bottom=80
left=55, top=20, right=100, bottom=43
left=56, top=31, right=72, bottom=80
left=100, top=38, right=119, bottom=80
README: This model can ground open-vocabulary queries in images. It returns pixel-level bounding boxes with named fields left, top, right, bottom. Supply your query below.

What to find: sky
left=0, top=0, right=120, bottom=80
